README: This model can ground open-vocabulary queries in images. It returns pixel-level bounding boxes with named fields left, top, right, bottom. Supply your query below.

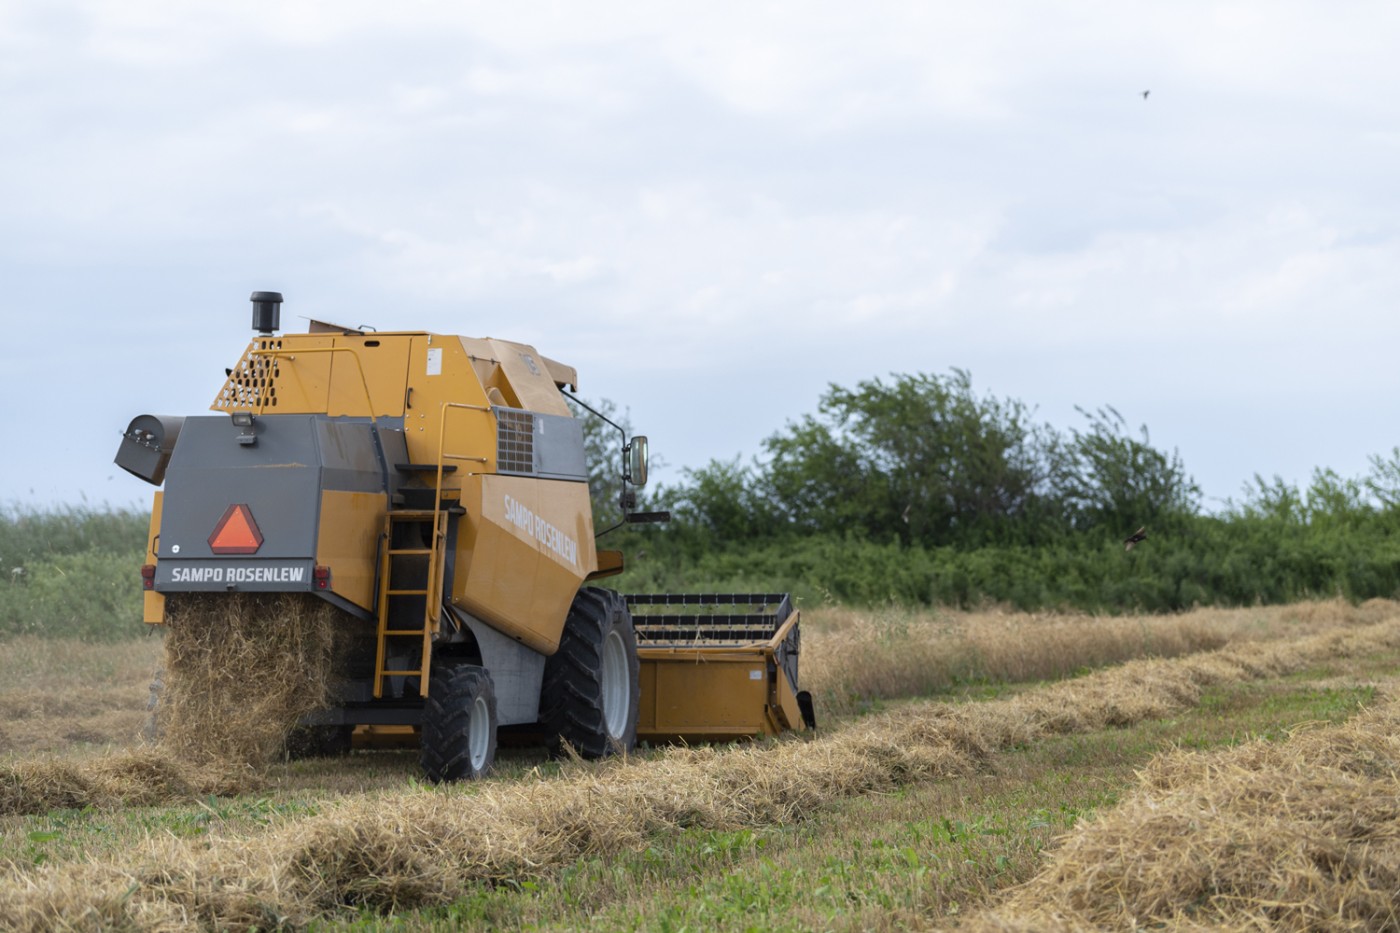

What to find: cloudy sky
left=3, top=1, right=1398, bottom=511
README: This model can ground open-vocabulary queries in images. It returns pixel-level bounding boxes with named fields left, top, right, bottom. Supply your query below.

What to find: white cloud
left=4, top=0, right=1400, bottom=507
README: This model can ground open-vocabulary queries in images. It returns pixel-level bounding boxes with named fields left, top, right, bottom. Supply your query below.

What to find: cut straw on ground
left=4, top=599, right=1386, bottom=817
left=0, top=595, right=346, bottom=818
left=803, top=597, right=1398, bottom=715
left=968, top=694, right=1400, bottom=931
left=2, top=615, right=1398, bottom=930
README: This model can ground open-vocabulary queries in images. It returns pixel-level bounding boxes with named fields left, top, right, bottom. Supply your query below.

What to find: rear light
left=140, top=564, right=156, bottom=590
left=313, top=565, right=331, bottom=590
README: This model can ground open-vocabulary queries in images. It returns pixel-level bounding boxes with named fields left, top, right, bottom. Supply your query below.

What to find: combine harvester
left=117, top=292, right=813, bottom=780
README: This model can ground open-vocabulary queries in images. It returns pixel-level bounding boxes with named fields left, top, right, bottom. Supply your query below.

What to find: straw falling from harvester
left=2, top=616, right=1398, bottom=930
left=156, top=592, right=342, bottom=768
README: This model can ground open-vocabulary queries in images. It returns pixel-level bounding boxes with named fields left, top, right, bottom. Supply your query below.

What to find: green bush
left=0, top=550, right=146, bottom=640
left=0, top=506, right=147, bottom=640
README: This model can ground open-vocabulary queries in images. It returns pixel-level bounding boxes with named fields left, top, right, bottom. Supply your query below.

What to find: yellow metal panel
left=325, top=334, right=412, bottom=417
left=487, top=338, right=572, bottom=416
left=769, top=661, right=805, bottom=732
left=143, top=491, right=165, bottom=625
left=587, top=548, right=624, bottom=581
left=401, top=336, right=494, bottom=476
left=540, top=355, right=577, bottom=391
left=637, top=657, right=774, bottom=741
left=638, top=660, right=659, bottom=732
left=450, top=474, right=596, bottom=654
left=457, top=337, right=573, bottom=417
left=315, top=489, right=386, bottom=613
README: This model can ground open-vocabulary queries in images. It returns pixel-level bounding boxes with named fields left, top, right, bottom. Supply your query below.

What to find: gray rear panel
left=154, top=415, right=401, bottom=592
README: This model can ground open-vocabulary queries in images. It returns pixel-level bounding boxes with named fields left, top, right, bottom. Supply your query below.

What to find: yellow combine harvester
left=117, top=292, right=813, bottom=780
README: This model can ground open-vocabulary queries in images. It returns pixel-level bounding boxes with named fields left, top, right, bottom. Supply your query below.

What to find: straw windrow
left=969, top=695, right=1400, bottom=931
left=1, top=616, right=1397, bottom=929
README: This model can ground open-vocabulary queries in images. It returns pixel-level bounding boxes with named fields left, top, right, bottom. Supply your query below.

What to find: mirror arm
left=564, top=387, right=644, bottom=513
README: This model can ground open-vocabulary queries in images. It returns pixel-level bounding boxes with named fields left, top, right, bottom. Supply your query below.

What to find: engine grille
left=496, top=408, right=535, bottom=474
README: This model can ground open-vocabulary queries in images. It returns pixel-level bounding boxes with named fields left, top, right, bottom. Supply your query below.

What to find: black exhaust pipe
left=251, top=291, right=283, bottom=334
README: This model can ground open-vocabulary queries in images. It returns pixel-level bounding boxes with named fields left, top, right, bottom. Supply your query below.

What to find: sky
left=3, top=1, right=1399, bottom=513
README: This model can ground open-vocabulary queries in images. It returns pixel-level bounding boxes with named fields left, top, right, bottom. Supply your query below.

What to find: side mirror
left=627, top=436, right=649, bottom=487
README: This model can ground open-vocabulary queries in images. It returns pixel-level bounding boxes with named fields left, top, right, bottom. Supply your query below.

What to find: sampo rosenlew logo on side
left=208, top=504, right=264, bottom=555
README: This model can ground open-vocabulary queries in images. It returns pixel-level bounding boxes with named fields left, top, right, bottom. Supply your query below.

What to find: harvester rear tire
left=540, top=587, right=640, bottom=759
left=420, top=663, right=498, bottom=782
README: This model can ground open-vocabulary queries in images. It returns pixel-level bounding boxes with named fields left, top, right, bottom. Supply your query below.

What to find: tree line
left=594, top=371, right=1400, bottom=612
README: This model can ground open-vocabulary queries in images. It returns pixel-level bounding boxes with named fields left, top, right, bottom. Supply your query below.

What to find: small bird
left=1124, top=527, right=1147, bottom=551
left=1141, top=90, right=1150, bottom=99
left=901, top=504, right=911, bottom=524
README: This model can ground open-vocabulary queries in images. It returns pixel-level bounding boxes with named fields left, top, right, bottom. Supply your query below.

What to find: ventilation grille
left=496, top=408, right=535, bottom=474
left=212, top=339, right=282, bottom=410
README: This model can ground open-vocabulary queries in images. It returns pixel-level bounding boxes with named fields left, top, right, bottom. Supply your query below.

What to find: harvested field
left=970, top=695, right=1400, bottom=931
left=0, top=601, right=1397, bottom=930
left=0, top=635, right=160, bottom=758
left=802, top=597, right=1394, bottom=714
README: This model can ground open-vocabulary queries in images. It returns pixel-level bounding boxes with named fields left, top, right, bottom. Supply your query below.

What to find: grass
left=324, top=668, right=1389, bottom=931
left=1, top=608, right=1397, bottom=929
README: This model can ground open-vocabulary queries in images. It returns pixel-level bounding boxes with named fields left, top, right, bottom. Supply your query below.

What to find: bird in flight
left=1142, top=90, right=1150, bottom=99
left=1124, top=527, right=1148, bottom=551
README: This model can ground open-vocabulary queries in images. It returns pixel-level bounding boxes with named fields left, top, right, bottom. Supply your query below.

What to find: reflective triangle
left=208, top=504, right=264, bottom=554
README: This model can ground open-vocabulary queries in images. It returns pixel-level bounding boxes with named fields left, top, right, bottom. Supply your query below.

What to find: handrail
left=245, top=346, right=379, bottom=424
left=432, top=399, right=492, bottom=494
left=423, top=401, right=492, bottom=630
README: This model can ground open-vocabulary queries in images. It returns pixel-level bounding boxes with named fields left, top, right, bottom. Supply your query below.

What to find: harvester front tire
left=541, top=587, right=640, bottom=759
left=420, top=663, right=498, bottom=782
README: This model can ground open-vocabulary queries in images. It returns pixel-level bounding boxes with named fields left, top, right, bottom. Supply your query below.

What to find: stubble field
left=2, top=599, right=1398, bottom=930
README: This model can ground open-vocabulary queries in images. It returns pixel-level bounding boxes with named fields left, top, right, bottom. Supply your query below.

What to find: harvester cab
left=117, top=291, right=813, bottom=780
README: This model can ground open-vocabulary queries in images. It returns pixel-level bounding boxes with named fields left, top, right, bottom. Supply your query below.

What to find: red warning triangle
left=208, top=504, right=264, bottom=554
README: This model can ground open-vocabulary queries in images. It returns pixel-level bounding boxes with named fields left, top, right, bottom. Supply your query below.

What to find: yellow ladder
left=372, top=507, right=449, bottom=699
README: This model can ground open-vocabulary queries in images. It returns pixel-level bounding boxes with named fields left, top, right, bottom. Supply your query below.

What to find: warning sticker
left=208, top=504, right=263, bottom=555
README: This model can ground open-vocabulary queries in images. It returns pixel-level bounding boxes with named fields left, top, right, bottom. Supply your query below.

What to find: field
left=2, top=599, right=1399, bottom=930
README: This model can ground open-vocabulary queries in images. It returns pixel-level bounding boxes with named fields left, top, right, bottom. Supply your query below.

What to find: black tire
left=540, top=587, right=640, bottom=759
left=420, top=663, right=498, bottom=782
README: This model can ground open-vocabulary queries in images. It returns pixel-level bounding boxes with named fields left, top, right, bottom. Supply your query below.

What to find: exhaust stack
left=251, top=291, right=282, bottom=335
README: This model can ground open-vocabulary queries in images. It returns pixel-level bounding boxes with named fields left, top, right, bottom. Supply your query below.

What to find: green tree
left=564, top=396, right=634, bottom=531
left=761, top=370, right=1057, bottom=546
left=1056, top=406, right=1199, bottom=531
left=663, top=457, right=778, bottom=543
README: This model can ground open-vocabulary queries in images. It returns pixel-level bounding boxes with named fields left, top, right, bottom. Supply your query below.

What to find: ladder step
left=387, top=588, right=429, bottom=596
left=383, top=628, right=428, bottom=636
left=380, top=669, right=428, bottom=677
left=388, top=548, right=433, bottom=556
